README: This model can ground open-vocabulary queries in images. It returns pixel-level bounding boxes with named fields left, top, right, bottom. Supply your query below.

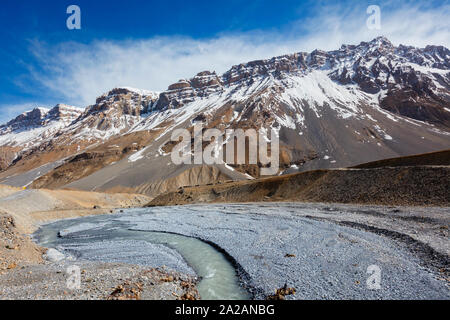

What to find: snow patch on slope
left=280, top=71, right=365, bottom=120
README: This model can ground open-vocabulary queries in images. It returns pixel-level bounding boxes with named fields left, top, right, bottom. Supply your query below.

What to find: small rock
left=160, top=275, right=174, bottom=282
left=7, top=263, right=17, bottom=270
left=180, top=293, right=196, bottom=300
left=267, top=284, right=296, bottom=300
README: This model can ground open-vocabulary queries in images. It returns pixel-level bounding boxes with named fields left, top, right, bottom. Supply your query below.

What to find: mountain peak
left=357, top=36, right=394, bottom=53
left=3, top=107, right=49, bottom=127
left=46, top=104, right=83, bottom=122
left=370, top=36, right=392, bottom=45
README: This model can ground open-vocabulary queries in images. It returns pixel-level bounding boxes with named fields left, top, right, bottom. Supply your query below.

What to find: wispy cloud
left=17, top=1, right=450, bottom=110
left=295, top=1, right=450, bottom=51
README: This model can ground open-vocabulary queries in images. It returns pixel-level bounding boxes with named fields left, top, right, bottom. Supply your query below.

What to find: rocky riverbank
left=0, top=261, right=199, bottom=300
left=0, top=185, right=200, bottom=300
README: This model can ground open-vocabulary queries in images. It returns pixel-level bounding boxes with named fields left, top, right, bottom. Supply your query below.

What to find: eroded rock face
left=168, top=80, right=192, bottom=91
left=153, top=37, right=449, bottom=127
left=2, top=108, right=49, bottom=131
left=191, top=71, right=222, bottom=89
left=90, top=87, right=157, bottom=117
left=156, top=72, right=224, bottom=110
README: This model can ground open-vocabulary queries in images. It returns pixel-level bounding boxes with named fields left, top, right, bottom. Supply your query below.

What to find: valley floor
left=101, top=203, right=448, bottom=299
left=0, top=184, right=448, bottom=300
left=0, top=185, right=200, bottom=300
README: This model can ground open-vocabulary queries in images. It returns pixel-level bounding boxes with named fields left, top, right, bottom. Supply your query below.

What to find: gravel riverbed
left=23, top=202, right=450, bottom=300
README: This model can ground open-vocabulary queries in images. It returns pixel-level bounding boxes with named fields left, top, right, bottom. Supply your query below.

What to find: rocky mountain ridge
left=0, top=36, right=449, bottom=195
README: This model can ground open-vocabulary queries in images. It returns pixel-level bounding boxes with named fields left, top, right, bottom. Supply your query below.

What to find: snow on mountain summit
left=0, top=104, right=83, bottom=148
left=0, top=37, right=449, bottom=178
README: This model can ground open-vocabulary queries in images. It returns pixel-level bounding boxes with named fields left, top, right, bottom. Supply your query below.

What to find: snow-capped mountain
left=0, top=104, right=83, bottom=146
left=62, top=87, right=158, bottom=142
left=128, top=36, right=450, bottom=134
left=0, top=104, right=84, bottom=169
left=0, top=37, right=449, bottom=194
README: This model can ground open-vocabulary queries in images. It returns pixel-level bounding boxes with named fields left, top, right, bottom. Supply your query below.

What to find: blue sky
left=0, top=0, right=449, bottom=123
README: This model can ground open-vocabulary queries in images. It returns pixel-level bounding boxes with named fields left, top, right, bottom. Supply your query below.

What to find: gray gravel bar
left=34, top=202, right=450, bottom=300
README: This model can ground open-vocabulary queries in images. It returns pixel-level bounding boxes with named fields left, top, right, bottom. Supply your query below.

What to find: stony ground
left=0, top=185, right=198, bottom=300
left=1, top=194, right=448, bottom=300
left=0, top=185, right=151, bottom=234
left=31, top=203, right=450, bottom=300
left=0, top=210, right=200, bottom=300
left=129, top=203, right=450, bottom=299
left=0, top=212, right=44, bottom=273
left=0, top=261, right=199, bottom=300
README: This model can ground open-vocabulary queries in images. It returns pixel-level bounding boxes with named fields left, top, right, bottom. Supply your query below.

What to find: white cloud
left=25, top=2, right=450, bottom=109
left=28, top=36, right=305, bottom=107
left=295, top=2, right=450, bottom=51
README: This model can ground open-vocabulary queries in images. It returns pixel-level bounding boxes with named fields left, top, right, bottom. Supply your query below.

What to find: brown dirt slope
left=352, top=149, right=450, bottom=169
left=0, top=185, right=151, bottom=233
left=107, top=165, right=235, bottom=196
left=0, top=185, right=151, bottom=273
left=30, top=131, right=159, bottom=189
left=0, top=212, right=44, bottom=273
left=148, top=166, right=450, bottom=207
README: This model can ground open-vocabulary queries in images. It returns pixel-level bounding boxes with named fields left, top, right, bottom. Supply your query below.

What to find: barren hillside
left=148, top=150, right=450, bottom=207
